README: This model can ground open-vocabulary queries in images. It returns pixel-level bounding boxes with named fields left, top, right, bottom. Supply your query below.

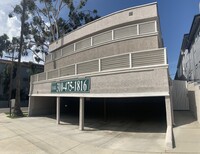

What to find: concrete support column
left=56, top=97, right=60, bottom=125
left=79, top=97, right=85, bottom=130
left=165, top=96, right=173, bottom=149
left=169, top=85, right=175, bottom=125
left=28, top=96, right=34, bottom=117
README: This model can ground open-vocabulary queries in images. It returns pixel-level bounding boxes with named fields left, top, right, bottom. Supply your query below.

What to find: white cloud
left=0, top=0, right=21, bottom=39
left=0, top=0, right=43, bottom=64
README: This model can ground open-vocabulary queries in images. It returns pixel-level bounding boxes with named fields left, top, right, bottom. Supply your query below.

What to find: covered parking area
left=29, top=94, right=173, bottom=149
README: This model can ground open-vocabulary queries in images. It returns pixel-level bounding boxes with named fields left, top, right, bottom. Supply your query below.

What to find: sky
left=0, top=0, right=199, bottom=78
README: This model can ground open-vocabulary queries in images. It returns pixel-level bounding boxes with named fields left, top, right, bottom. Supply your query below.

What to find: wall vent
left=129, top=12, right=133, bottom=16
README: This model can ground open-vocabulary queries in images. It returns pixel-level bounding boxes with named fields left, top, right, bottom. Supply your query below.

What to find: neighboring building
left=175, top=14, right=200, bottom=82
left=175, top=14, right=200, bottom=125
left=0, top=59, right=44, bottom=107
left=29, top=3, right=173, bottom=149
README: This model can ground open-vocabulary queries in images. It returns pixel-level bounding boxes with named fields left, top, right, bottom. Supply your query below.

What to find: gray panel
left=114, top=25, right=137, bottom=39
left=31, top=69, right=169, bottom=95
left=172, top=80, right=189, bottom=110
left=60, top=65, right=75, bottom=76
left=44, top=62, right=54, bottom=72
left=101, top=54, right=129, bottom=71
left=90, top=68, right=169, bottom=94
left=38, top=72, right=46, bottom=81
left=139, top=22, right=155, bottom=34
left=93, top=31, right=112, bottom=45
left=62, top=44, right=74, bottom=56
left=76, top=38, right=91, bottom=50
left=55, top=50, right=62, bottom=59
left=77, top=60, right=99, bottom=74
left=47, top=70, right=58, bottom=79
left=132, top=49, right=164, bottom=67
left=32, top=75, right=38, bottom=82
left=45, top=54, right=52, bottom=62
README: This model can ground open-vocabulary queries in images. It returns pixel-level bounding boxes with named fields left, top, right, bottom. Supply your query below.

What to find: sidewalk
left=168, top=111, right=200, bottom=153
left=0, top=107, right=28, bottom=114
left=0, top=111, right=199, bottom=154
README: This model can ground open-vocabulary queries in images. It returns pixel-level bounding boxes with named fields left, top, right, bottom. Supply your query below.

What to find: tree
left=1, top=64, right=17, bottom=97
left=8, top=0, right=100, bottom=116
left=10, top=0, right=100, bottom=63
left=0, top=35, right=19, bottom=113
left=0, top=34, right=11, bottom=58
left=12, top=0, right=26, bottom=116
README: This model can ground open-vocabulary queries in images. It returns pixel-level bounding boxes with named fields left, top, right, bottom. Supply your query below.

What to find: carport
left=52, top=94, right=173, bottom=148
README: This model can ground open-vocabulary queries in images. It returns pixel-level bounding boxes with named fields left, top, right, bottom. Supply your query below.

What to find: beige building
left=28, top=2, right=173, bottom=149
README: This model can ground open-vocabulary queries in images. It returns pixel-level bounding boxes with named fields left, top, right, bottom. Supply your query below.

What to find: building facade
left=29, top=3, right=173, bottom=149
left=176, top=15, right=200, bottom=82
left=0, top=59, right=44, bottom=107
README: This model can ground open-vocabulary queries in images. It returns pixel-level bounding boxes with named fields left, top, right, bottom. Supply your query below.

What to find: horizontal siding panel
left=55, top=50, right=62, bottom=59
left=132, top=50, right=164, bottom=58
left=133, top=61, right=164, bottom=67
left=101, top=54, right=129, bottom=71
left=62, top=44, right=74, bottom=56
left=45, top=54, right=52, bottom=62
left=114, top=25, right=137, bottom=39
left=52, top=49, right=61, bottom=60
left=132, top=50, right=165, bottom=67
left=60, top=65, right=75, bottom=76
left=139, top=22, right=155, bottom=34
left=32, top=75, right=38, bottom=82
left=38, top=72, right=46, bottom=81
left=47, top=70, right=58, bottom=79
left=77, top=60, right=99, bottom=74
left=93, top=31, right=112, bottom=45
left=76, top=38, right=91, bottom=50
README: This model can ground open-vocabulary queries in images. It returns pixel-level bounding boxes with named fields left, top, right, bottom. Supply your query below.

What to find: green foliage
left=9, top=0, right=100, bottom=63
left=0, top=34, right=11, bottom=57
left=1, top=64, right=17, bottom=95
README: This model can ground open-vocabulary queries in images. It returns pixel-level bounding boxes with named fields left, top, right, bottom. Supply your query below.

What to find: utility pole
left=13, top=0, right=26, bottom=116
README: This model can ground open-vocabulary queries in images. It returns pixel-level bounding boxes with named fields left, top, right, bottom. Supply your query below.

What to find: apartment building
left=28, top=2, right=173, bottom=149
left=176, top=14, right=200, bottom=81
left=0, top=59, right=43, bottom=107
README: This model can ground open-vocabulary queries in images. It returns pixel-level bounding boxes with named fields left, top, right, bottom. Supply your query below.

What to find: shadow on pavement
left=173, top=111, right=196, bottom=127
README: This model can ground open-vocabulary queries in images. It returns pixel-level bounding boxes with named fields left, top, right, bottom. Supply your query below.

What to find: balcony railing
left=45, top=21, right=157, bottom=63
left=32, top=48, right=167, bottom=83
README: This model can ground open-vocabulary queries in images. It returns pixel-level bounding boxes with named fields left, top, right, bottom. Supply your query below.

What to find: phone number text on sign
left=51, top=78, right=90, bottom=93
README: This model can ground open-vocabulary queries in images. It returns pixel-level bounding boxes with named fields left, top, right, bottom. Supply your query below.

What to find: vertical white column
left=61, top=48, right=63, bottom=56
left=165, top=96, right=173, bottom=149
left=155, top=20, right=158, bottom=32
left=56, top=97, right=60, bottom=125
left=75, top=64, right=77, bottom=75
left=99, top=59, right=101, bottom=72
left=129, top=53, right=132, bottom=68
left=112, top=30, right=114, bottom=40
left=79, top=97, right=85, bottom=130
left=91, top=37, right=93, bottom=46
left=137, top=24, right=139, bottom=35
left=74, top=43, right=76, bottom=51
left=164, top=48, right=167, bottom=65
